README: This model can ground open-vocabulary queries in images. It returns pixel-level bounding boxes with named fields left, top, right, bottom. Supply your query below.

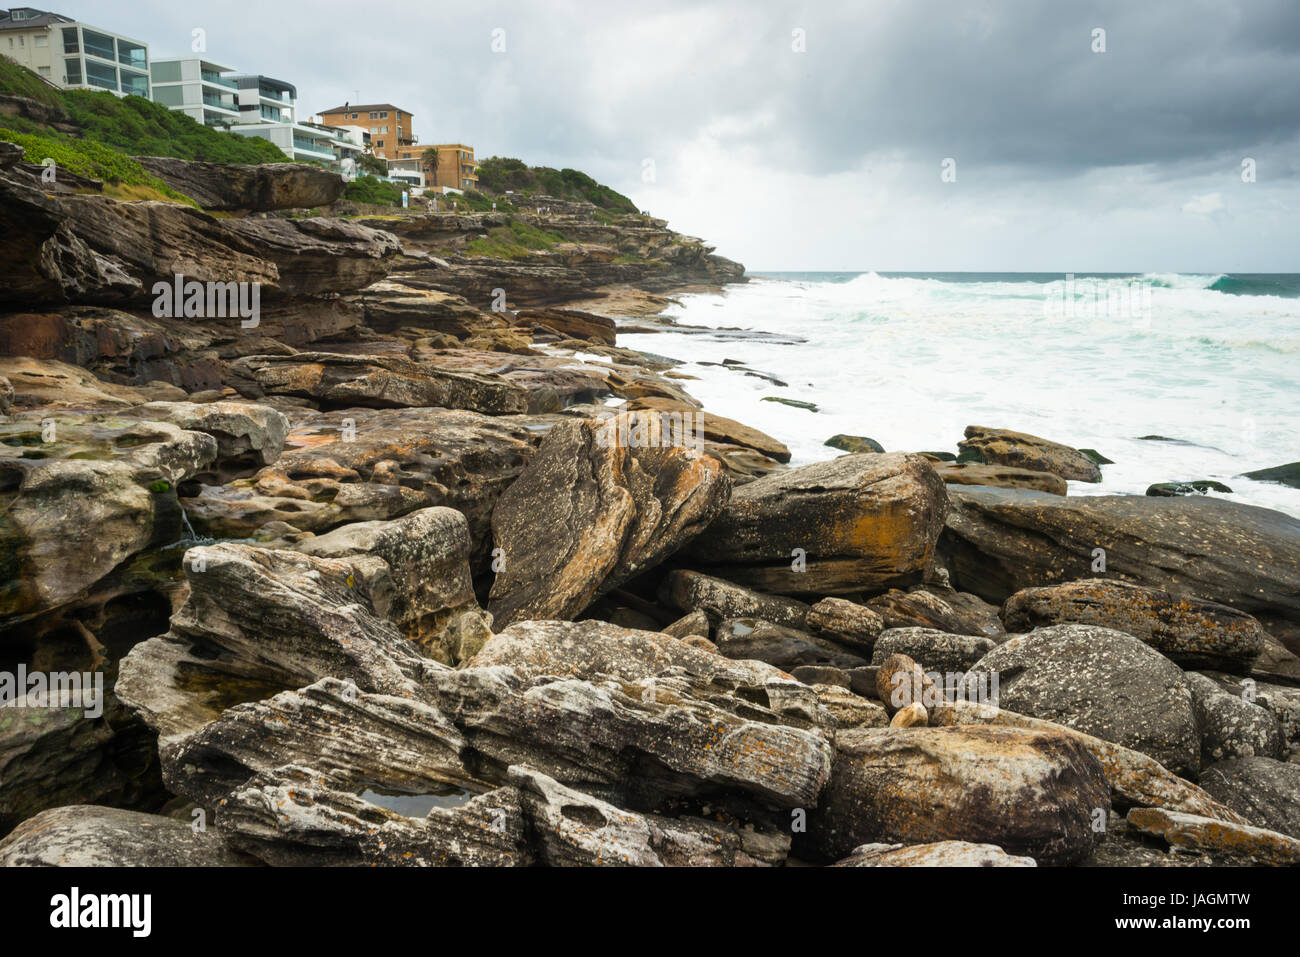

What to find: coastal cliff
left=2, top=149, right=1299, bottom=869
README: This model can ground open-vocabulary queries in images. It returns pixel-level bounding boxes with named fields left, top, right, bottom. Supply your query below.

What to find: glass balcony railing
left=202, top=94, right=237, bottom=110
left=293, top=137, right=335, bottom=157
left=202, top=72, right=237, bottom=89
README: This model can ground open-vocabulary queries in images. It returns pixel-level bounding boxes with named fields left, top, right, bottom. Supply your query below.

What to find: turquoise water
left=615, top=271, right=1300, bottom=518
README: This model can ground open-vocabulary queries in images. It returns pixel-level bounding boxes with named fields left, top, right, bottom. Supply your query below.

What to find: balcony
left=202, top=94, right=238, bottom=111
left=202, top=72, right=236, bottom=89
left=292, top=137, right=335, bottom=159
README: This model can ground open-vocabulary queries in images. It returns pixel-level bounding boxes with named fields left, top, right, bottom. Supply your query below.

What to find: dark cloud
left=68, top=0, right=1300, bottom=268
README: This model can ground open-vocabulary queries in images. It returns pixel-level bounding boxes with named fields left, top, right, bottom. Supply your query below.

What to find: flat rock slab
left=834, top=840, right=1037, bottom=867
left=1126, top=806, right=1300, bottom=865
left=1002, top=578, right=1264, bottom=673
left=0, top=805, right=247, bottom=866
left=942, top=488, right=1300, bottom=627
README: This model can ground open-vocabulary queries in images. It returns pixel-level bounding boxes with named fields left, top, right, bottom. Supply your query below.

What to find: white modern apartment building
left=149, top=57, right=239, bottom=127
left=0, top=6, right=149, bottom=96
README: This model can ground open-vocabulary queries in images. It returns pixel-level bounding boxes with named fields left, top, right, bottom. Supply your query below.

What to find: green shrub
left=465, top=218, right=567, bottom=259
left=475, top=156, right=636, bottom=213
left=0, top=126, right=196, bottom=204
left=342, top=175, right=405, bottom=206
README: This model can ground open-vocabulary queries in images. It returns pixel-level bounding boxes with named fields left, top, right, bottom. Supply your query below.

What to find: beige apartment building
left=395, top=143, right=478, bottom=191
left=0, top=6, right=149, bottom=95
left=317, top=103, right=414, bottom=159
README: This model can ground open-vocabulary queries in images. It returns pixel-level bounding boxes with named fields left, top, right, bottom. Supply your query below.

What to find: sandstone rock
left=130, top=400, right=288, bottom=482
left=805, top=597, right=884, bottom=650
left=1, top=412, right=216, bottom=630
left=1242, top=462, right=1300, bottom=489
left=660, top=569, right=809, bottom=629
left=487, top=414, right=730, bottom=627
left=713, top=618, right=868, bottom=670
left=874, top=653, right=936, bottom=714
left=229, top=352, right=530, bottom=414
left=790, top=665, right=850, bottom=688
left=810, top=684, right=889, bottom=729
left=135, top=156, right=345, bottom=211
left=628, top=397, right=791, bottom=463
left=684, top=452, right=950, bottom=596
left=1126, top=806, right=1300, bottom=865
left=515, top=307, right=616, bottom=345
left=1001, top=579, right=1264, bottom=673
left=958, top=425, right=1102, bottom=482
left=182, top=407, right=538, bottom=557
left=1198, top=757, right=1300, bottom=839
left=834, top=841, right=1036, bottom=867
left=0, top=374, right=11, bottom=414
left=661, top=609, right=710, bottom=639
left=216, top=764, right=526, bottom=867
left=804, top=725, right=1111, bottom=864
left=890, top=702, right=928, bottom=727
left=0, top=805, right=247, bottom=867
left=295, top=507, right=480, bottom=661
left=1183, top=672, right=1282, bottom=763
left=510, top=765, right=787, bottom=866
left=824, top=434, right=883, bottom=454
left=871, top=627, right=996, bottom=674
left=930, top=699, right=1247, bottom=823
left=866, top=585, right=1006, bottom=638
left=941, top=488, right=1300, bottom=630
left=933, top=461, right=1068, bottom=495
left=963, top=624, right=1200, bottom=775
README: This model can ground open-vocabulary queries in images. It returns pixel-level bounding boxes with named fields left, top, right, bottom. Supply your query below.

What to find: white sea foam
left=616, top=272, right=1300, bottom=518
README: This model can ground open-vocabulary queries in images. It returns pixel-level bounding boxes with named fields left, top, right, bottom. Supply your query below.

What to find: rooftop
left=0, top=6, right=71, bottom=30
left=320, top=103, right=411, bottom=115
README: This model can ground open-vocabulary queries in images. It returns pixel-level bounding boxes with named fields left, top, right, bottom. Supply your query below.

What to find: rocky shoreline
left=1, top=152, right=1299, bottom=867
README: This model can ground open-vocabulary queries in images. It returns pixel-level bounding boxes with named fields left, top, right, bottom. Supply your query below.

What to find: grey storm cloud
left=80, top=0, right=1300, bottom=269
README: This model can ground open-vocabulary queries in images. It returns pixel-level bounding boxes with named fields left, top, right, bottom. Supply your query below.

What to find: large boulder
left=135, top=156, right=345, bottom=211
left=957, top=425, right=1102, bottom=482
left=1198, top=757, right=1300, bottom=839
left=941, top=488, right=1300, bottom=633
left=0, top=805, right=248, bottom=867
left=871, top=627, right=996, bottom=675
left=963, top=624, right=1200, bottom=775
left=683, top=452, right=949, bottom=596
left=1, top=411, right=216, bottom=631
left=487, top=413, right=730, bottom=627
left=295, top=507, right=481, bottom=662
left=932, top=461, right=1068, bottom=495
left=1001, top=579, right=1264, bottom=673
left=713, top=618, right=869, bottom=670
left=866, top=585, right=1006, bottom=638
left=228, top=352, right=530, bottom=415
left=1182, top=672, right=1283, bottom=764
left=804, top=725, right=1111, bottom=864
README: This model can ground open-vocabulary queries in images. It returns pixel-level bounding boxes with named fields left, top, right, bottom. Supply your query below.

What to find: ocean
left=615, top=272, right=1300, bottom=518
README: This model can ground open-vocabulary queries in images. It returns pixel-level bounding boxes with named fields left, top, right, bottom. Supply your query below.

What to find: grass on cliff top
left=0, top=126, right=197, bottom=205
left=475, top=157, right=637, bottom=213
left=342, top=174, right=406, bottom=206
left=465, top=218, right=568, bottom=260
left=0, top=54, right=286, bottom=166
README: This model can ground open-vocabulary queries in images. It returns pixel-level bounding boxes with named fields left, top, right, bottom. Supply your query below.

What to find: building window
left=62, top=27, right=78, bottom=53
left=38, top=65, right=50, bottom=76
left=34, top=35, right=48, bottom=47
left=375, top=139, right=384, bottom=148
left=380, top=110, right=388, bottom=118
left=64, top=57, right=82, bottom=83
left=369, top=111, right=378, bottom=119
left=81, top=29, right=115, bottom=61
left=84, top=59, right=117, bottom=90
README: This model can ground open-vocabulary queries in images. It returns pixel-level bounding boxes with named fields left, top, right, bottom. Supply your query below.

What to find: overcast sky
left=81, top=0, right=1300, bottom=271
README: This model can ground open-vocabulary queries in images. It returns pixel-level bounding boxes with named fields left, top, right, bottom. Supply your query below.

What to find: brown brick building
left=317, top=103, right=414, bottom=159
